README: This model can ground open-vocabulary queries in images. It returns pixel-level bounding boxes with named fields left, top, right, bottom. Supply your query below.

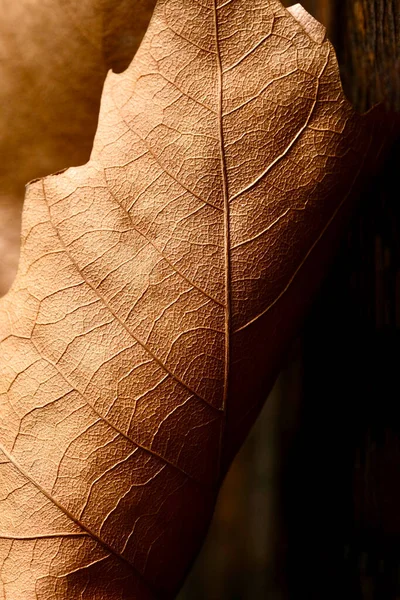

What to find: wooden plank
left=292, top=1, right=400, bottom=598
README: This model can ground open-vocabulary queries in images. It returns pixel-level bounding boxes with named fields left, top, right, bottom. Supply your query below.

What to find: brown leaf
left=0, top=0, right=156, bottom=296
left=0, top=1, right=384, bottom=598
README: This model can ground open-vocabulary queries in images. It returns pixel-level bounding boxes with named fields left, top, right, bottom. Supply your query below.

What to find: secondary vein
left=0, top=440, right=154, bottom=592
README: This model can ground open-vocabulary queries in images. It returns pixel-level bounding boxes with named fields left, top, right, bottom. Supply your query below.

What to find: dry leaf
left=0, top=1, right=384, bottom=598
left=0, top=0, right=156, bottom=296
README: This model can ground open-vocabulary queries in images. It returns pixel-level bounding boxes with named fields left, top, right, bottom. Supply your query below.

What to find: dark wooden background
left=179, top=1, right=400, bottom=598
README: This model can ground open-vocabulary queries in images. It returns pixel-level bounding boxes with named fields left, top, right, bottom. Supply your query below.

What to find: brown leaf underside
left=0, top=1, right=380, bottom=598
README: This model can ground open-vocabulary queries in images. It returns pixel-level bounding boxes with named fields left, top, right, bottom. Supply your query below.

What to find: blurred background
left=1, top=1, right=400, bottom=598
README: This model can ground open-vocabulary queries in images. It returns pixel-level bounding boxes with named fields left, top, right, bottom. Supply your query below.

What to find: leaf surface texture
left=0, top=1, right=382, bottom=597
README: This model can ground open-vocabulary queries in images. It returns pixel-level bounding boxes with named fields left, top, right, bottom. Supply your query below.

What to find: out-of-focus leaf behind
left=0, top=0, right=156, bottom=295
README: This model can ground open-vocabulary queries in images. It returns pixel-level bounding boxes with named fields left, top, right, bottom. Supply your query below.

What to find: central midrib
left=213, top=1, right=231, bottom=414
